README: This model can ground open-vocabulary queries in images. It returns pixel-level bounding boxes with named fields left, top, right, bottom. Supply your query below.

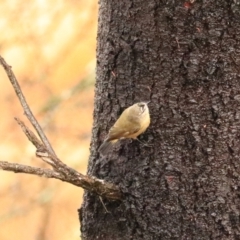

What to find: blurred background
left=0, top=1, right=97, bottom=239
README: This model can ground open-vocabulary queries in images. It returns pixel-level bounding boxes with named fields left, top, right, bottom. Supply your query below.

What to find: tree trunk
left=80, top=1, right=240, bottom=239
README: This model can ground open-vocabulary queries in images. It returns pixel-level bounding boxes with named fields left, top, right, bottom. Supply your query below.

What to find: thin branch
left=15, top=118, right=122, bottom=200
left=0, top=56, right=56, bottom=157
left=0, top=161, right=122, bottom=200
left=0, top=56, right=123, bottom=201
left=0, top=161, right=61, bottom=178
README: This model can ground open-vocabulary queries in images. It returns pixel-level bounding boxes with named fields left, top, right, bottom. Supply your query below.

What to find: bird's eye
left=138, top=103, right=145, bottom=112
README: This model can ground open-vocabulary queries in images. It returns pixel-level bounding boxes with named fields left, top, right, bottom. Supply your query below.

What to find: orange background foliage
left=0, top=1, right=97, bottom=239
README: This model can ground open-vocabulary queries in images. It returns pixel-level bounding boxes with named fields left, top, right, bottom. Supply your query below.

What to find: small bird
left=99, top=101, right=150, bottom=155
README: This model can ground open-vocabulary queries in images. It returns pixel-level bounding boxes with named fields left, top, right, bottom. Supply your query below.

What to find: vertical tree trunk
left=80, top=1, right=240, bottom=239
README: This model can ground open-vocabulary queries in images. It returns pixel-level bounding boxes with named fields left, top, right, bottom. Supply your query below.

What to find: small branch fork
left=0, top=56, right=122, bottom=201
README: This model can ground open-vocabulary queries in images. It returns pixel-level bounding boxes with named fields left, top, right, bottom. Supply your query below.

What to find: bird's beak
left=146, top=101, right=151, bottom=105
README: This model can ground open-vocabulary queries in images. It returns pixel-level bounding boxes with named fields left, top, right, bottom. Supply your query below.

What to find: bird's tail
left=99, top=140, right=115, bottom=156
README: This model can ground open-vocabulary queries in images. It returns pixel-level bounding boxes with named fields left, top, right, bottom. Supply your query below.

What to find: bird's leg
left=135, top=138, right=152, bottom=147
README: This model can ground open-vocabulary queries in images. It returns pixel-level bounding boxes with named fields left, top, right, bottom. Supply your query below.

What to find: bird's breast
left=129, top=113, right=150, bottom=139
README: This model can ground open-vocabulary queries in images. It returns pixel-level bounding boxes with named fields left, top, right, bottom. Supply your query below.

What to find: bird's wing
left=107, top=124, right=140, bottom=141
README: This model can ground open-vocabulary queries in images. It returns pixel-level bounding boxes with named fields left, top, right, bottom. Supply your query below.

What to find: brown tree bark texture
left=80, top=1, right=240, bottom=239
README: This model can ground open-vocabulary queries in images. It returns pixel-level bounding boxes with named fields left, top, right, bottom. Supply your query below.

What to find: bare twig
left=0, top=161, right=122, bottom=200
left=0, top=56, right=123, bottom=201
left=0, top=56, right=56, bottom=157
left=99, top=196, right=110, bottom=213
left=0, top=161, right=61, bottom=178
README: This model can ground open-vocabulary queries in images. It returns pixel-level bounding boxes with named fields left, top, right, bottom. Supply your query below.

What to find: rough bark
left=80, top=1, right=240, bottom=239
